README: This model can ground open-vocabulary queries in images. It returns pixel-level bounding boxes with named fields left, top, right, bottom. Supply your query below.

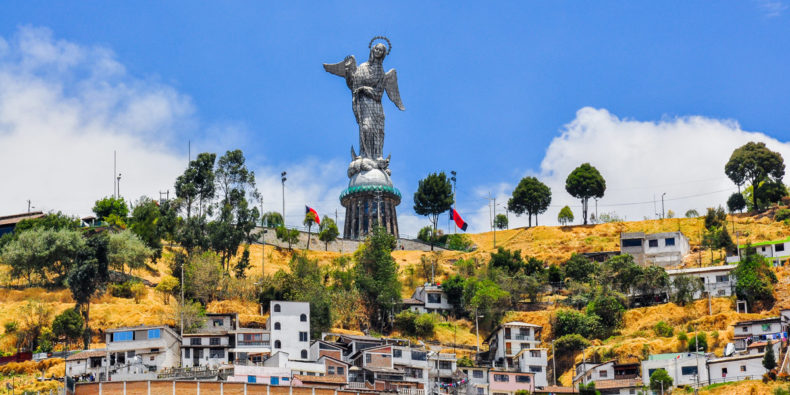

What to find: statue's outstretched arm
left=384, top=69, right=405, bottom=111
left=323, top=55, right=356, bottom=88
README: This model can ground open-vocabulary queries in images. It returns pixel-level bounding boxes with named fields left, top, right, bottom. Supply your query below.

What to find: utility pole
left=474, top=308, right=482, bottom=354
left=113, top=150, right=117, bottom=198
left=261, top=200, right=266, bottom=278
left=450, top=171, right=457, bottom=233
left=116, top=173, right=122, bottom=199
left=281, top=171, right=287, bottom=226
left=552, top=339, right=557, bottom=386
left=493, top=196, right=496, bottom=248
left=26, top=200, right=31, bottom=213
left=661, top=192, right=666, bottom=219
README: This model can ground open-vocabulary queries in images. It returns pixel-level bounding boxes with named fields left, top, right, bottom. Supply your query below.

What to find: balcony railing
left=236, top=341, right=270, bottom=347
left=511, top=334, right=535, bottom=341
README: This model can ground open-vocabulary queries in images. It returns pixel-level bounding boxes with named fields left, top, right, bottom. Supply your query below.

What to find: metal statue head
left=368, top=36, right=391, bottom=62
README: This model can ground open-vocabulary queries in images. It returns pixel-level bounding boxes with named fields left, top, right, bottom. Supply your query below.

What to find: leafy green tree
left=129, top=196, right=163, bottom=260
left=653, top=321, right=674, bottom=337
left=494, top=214, right=508, bottom=230
left=564, top=254, right=598, bottom=283
left=565, top=163, right=606, bottom=225
left=764, top=341, right=777, bottom=370
left=414, top=314, right=436, bottom=338
left=685, top=209, right=700, bottom=218
left=508, top=176, right=552, bottom=227
left=108, top=230, right=153, bottom=274
left=92, top=196, right=129, bottom=223
left=704, top=206, right=727, bottom=230
left=68, top=232, right=110, bottom=348
left=155, top=275, right=179, bottom=305
left=304, top=211, right=317, bottom=250
left=734, top=247, right=778, bottom=309
left=275, top=225, right=300, bottom=250
left=635, top=265, right=669, bottom=298
left=446, top=234, right=473, bottom=251
left=489, top=247, right=525, bottom=275
left=52, top=308, right=84, bottom=349
left=586, top=292, right=626, bottom=336
left=649, top=369, right=672, bottom=393
left=552, top=309, right=602, bottom=339
left=157, top=199, right=180, bottom=243
left=558, top=206, right=574, bottom=226
left=175, top=152, right=217, bottom=219
left=671, top=275, right=703, bottom=306
left=688, top=332, right=708, bottom=352
left=578, top=382, right=600, bottom=395
left=318, top=216, right=340, bottom=251
left=413, top=172, right=454, bottom=251
left=1, top=228, right=85, bottom=285
left=547, top=264, right=563, bottom=283
left=727, top=192, right=746, bottom=213
left=184, top=251, right=224, bottom=304
left=261, top=212, right=284, bottom=228
left=442, top=274, right=466, bottom=318
left=234, top=247, right=251, bottom=278
left=725, top=142, right=785, bottom=212
left=600, top=254, right=642, bottom=294
left=553, top=334, right=590, bottom=374
left=463, top=278, right=510, bottom=331
left=354, top=227, right=402, bottom=331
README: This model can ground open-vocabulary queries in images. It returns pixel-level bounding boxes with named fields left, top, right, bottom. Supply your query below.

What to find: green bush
left=109, top=281, right=135, bottom=298
left=414, top=314, right=436, bottom=338
left=394, top=310, right=435, bottom=338
left=445, top=234, right=473, bottom=251
left=688, top=333, right=708, bottom=352
left=554, top=334, right=590, bottom=355
left=653, top=321, right=674, bottom=337
left=552, top=309, right=602, bottom=339
left=775, top=209, right=790, bottom=221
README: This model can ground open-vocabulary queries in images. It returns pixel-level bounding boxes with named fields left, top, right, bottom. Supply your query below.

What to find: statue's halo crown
left=368, top=36, right=392, bottom=56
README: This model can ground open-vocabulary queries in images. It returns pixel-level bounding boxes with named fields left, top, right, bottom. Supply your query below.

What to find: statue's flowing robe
left=351, top=62, right=386, bottom=159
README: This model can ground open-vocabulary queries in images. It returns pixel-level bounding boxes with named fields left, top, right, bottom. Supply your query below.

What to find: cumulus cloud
left=466, top=107, right=790, bottom=231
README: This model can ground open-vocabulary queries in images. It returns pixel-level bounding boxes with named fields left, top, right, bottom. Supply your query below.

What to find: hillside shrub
left=688, top=333, right=708, bottom=352
left=554, top=334, right=590, bottom=355
left=650, top=369, right=673, bottom=392
left=552, top=309, right=602, bottom=339
left=586, top=292, right=626, bottom=336
left=653, top=321, right=674, bottom=337
left=109, top=281, right=138, bottom=298
left=564, top=254, right=598, bottom=283
left=445, top=234, right=473, bottom=251
left=414, top=314, right=436, bottom=338
left=734, top=248, right=778, bottom=310
left=775, top=209, right=790, bottom=222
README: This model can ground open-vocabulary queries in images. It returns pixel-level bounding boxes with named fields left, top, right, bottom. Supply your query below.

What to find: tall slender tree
left=413, top=172, right=454, bottom=251
left=565, top=163, right=606, bottom=225
left=725, top=142, right=785, bottom=212
left=508, top=176, right=552, bottom=227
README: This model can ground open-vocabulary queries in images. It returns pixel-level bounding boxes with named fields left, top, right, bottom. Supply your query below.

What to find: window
left=477, top=389, right=485, bottom=395
left=274, top=304, right=281, bottom=313
left=210, top=338, right=221, bottom=346
left=301, top=350, right=308, bottom=359
left=365, top=354, right=372, bottom=364
left=741, top=365, right=747, bottom=372
left=681, top=366, right=698, bottom=376
left=530, top=350, right=541, bottom=357
left=599, top=370, right=607, bottom=377
left=648, top=239, right=659, bottom=248
left=515, top=375, right=531, bottom=383
left=274, top=340, right=281, bottom=349
left=328, top=366, right=335, bottom=374
left=622, top=239, right=641, bottom=247
left=274, top=322, right=281, bottom=330
left=665, top=237, right=676, bottom=246
left=150, top=348, right=159, bottom=353
left=150, top=356, right=155, bottom=361
left=148, top=329, right=161, bottom=339
left=721, top=367, right=728, bottom=376
left=213, top=319, right=223, bottom=327
left=716, top=275, right=729, bottom=283
left=530, top=365, right=542, bottom=373
left=184, top=349, right=190, bottom=358
left=299, top=332, right=308, bottom=342
left=337, top=367, right=344, bottom=375
left=762, top=324, right=772, bottom=331
left=427, top=293, right=442, bottom=304
left=248, top=375, right=257, bottom=383
left=648, top=369, right=656, bottom=378
left=190, top=338, right=201, bottom=345
left=629, top=390, right=636, bottom=395
left=493, top=374, right=509, bottom=382
left=411, top=351, right=427, bottom=361
left=717, top=290, right=726, bottom=296
left=112, top=331, right=133, bottom=342
left=210, top=349, right=225, bottom=359
left=126, top=350, right=135, bottom=358
left=300, top=313, right=307, bottom=322
left=742, top=326, right=749, bottom=332
left=473, top=370, right=483, bottom=378
left=393, top=349, right=402, bottom=358
left=270, top=377, right=279, bottom=385
left=776, top=244, right=785, bottom=252
left=439, top=361, right=452, bottom=370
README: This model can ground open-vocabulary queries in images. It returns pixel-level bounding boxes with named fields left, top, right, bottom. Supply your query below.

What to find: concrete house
left=620, top=232, right=690, bottom=267
left=727, top=237, right=790, bottom=266
left=392, top=344, right=430, bottom=390
left=733, top=317, right=783, bottom=351
left=480, top=321, right=548, bottom=388
left=641, top=352, right=708, bottom=388
left=573, top=360, right=639, bottom=386
left=488, top=370, right=535, bottom=395
left=404, top=283, right=453, bottom=314
left=103, top=325, right=181, bottom=381
left=428, top=351, right=458, bottom=386
left=181, top=313, right=269, bottom=368
left=706, top=353, right=771, bottom=384
left=268, top=301, right=311, bottom=360
left=65, top=350, right=108, bottom=380
left=461, top=366, right=490, bottom=395
left=665, top=265, right=736, bottom=299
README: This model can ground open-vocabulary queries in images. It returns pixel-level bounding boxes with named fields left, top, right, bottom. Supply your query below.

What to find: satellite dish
left=724, top=343, right=735, bottom=356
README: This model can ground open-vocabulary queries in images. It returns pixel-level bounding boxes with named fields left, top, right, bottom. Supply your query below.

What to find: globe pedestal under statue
left=340, top=166, right=401, bottom=239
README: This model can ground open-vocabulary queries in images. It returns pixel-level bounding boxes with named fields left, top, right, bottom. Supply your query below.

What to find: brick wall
left=75, top=381, right=380, bottom=395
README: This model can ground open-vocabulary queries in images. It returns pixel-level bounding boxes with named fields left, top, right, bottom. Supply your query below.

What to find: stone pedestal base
left=340, top=185, right=401, bottom=240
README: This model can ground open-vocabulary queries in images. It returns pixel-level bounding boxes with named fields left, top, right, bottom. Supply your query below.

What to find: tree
left=413, top=172, right=454, bottom=251
left=578, top=382, right=600, bottom=395
left=494, top=214, right=508, bottom=230
left=565, top=163, right=606, bottom=225
left=727, top=192, right=746, bottom=213
left=52, top=308, right=84, bottom=349
left=442, top=274, right=466, bottom=318
left=184, top=251, right=223, bottom=304
left=261, top=212, right=284, bottom=228
left=508, top=177, right=552, bottom=227
left=649, top=368, right=672, bottom=393
left=304, top=211, right=317, bottom=250
left=564, top=254, right=598, bottom=283
left=18, top=301, right=53, bottom=352
left=734, top=247, right=777, bottom=310
left=600, top=254, right=642, bottom=294
left=685, top=209, right=700, bottom=218
left=558, top=206, right=574, bottom=226
left=671, top=275, right=703, bottom=306
left=463, top=278, right=510, bottom=331
left=635, top=265, right=669, bottom=299
left=155, top=275, right=179, bottom=305
left=68, top=232, right=110, bottom=348
left=688, top=332, right=708, bottom=352
left=129, top=196, right=163, bottom=260
left=586, top=292, right=626, bottom=336
left=354, top=227, right=402, bottom=331
left=275, top=225, right=300, bottom=250
left=1, top=228, right=85, bottom=286
left=743, top=181, right=788, bottom=211
left=489, top=247, right=525, bottom=275
left=108, top=230, right=153, bottom=274
left=764, top=341, right=777, bottom=370
left=318, top=216, right=340, bottom=251
left=234, top=248, right=251, bottom=279
left=175, top=152, right=217, bottom=219
left=552, top=309, right=602, bottom=339
left=92, top=196, right=129, bottom=223
left=666, top=209, right=676, bottom=219
left=725, top=142, right=785, bottom=212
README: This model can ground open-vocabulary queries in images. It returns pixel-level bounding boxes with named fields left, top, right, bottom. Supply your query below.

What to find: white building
left=181, top=313, right=270, bottom=368
left=103, top=325, right=181, bottom=381
left=620, top=232, right=690, bottom=267
left=392, top=345, right=430, bottom=389
left=515, top=348, right=548, bottom=388
left=573, top=360, right=640, bottom=388
left=428, top=351, right=458, bottom=386
left=461, top=366, right=489, bottom=395
left=727, top=237, right=790, bottom=266
left=482, top=322, right=545, bottom=373
left=404, top=283, right=453, bottom=314
left=227, top=364, right=292, bottom=385
left=65, top=349, right=107, bottom=380
left=641, top=352, right=708, bottom=388
left=706, top=353, right=769, bottom=385
left=268, top=301, right=311, bottom=360
left=732, top=317, right=783, bottom=351
left=665, top=265, right=736, bottom=299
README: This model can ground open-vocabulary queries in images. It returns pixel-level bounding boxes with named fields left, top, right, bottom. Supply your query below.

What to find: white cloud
left=757, top=0, right=788, bottom=17
left=466, top=107, right=790, bottom=231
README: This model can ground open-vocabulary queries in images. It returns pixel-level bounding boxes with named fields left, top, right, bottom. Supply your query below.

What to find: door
left=193, top=349, right=202, bottom=366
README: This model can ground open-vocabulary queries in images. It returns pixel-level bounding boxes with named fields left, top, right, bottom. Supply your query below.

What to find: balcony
left=236, top=341, right=270, bottom=347
left=511, top=334, right=535, bottom=341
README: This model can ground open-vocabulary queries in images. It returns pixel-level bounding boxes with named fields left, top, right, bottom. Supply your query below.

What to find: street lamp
left=116, top=173, right=122, bottom=198
left=281, top=171, right=287, bottom=226
left=474, top=309, right=484, bottom=354
left=661, top=192, right=666, bottom=219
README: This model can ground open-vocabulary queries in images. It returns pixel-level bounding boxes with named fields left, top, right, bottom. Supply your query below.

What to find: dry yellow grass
left=699, top=380, right=786, bottom=395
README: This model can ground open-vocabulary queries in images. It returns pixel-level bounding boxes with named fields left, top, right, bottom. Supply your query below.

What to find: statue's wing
left=323, top=55, right=356, bottom=77
left=384, top=69, right=405, bottom=111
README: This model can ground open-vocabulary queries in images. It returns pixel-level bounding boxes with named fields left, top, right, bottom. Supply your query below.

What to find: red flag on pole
left=305, top=205, right=320, bottom=225
left=449, top=208, right=468, bottom=231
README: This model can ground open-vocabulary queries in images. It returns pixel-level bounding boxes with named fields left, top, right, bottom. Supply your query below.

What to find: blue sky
left=1, top=1, right=790, bottom=233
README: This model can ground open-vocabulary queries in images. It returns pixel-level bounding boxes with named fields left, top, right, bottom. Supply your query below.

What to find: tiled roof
left=590, top=378, right=642, bottom=390
left=538, top=386, right=576, bottom=394
left=66, top=349, right=107, bottom=361
left=293, top=374, right=347, bottom=384
left=0, top=212, right=45, bottom=226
